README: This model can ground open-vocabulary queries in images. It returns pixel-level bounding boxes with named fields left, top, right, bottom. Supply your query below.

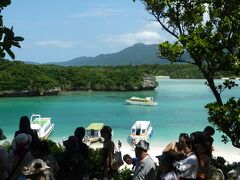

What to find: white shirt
left=176, top=152, right=198, bottom=179
left=160, top=171, right=178, bottom=180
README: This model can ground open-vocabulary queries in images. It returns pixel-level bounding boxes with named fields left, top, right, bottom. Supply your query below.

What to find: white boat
left=129, top=121, right=153, bottom=145
left=126, top=97, right=158, bottom=106
left=85, top=123, right=104, bottom=145
left=30, top=114, right=54, bottom=139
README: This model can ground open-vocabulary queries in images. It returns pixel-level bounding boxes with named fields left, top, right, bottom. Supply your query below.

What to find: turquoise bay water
left=0, top=79, right=239, bottom=151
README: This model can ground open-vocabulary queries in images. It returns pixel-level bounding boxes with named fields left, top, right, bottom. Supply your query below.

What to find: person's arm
left=108, top=141, right=115, bottom=169
left=177, top=155, right=197, bottom=175
left=163, top=142, right=175, bottom=152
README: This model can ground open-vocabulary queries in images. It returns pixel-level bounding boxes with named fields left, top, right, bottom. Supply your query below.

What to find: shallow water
left=0, top=79, right=239, bottom=152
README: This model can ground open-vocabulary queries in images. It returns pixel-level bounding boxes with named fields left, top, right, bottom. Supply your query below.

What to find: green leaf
left=13, top=36, right=24, bottom=41
left=5, top=48, right=15, bottom=59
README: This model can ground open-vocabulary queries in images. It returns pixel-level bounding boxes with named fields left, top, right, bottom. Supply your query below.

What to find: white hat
left=22, top=159, right=50, bottom=175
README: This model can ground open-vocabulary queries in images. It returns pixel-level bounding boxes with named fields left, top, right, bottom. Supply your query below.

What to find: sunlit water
left=0, top=79, right=239, bottom=152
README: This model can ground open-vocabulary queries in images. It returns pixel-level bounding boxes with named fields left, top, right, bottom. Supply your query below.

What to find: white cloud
left=100, top=21, right=174, bottom=46
left=145, top=21, right=162, bottom=31
left=103, top=31, right=163, bottom=45
left=35, top=40, right=74, bottom=48
left=68, top=8, right=123, bottom=18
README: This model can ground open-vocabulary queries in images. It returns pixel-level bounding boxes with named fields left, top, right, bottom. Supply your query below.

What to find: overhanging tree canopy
left=134, top=0, right=240, bottom=147
left=0, top=0, right=24, bottom=60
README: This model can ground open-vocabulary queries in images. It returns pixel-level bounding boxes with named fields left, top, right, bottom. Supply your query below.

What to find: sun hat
left=12, top=133, right=32, bottom=151
left=0, top=128, right=7, bottom=140
left=135, top=140, right=149, bottom=151
left=22, top=159, right=50, bottom=176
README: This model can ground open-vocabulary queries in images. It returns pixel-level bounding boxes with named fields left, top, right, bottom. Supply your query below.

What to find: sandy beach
left=114, top=141, right=240, bottom=164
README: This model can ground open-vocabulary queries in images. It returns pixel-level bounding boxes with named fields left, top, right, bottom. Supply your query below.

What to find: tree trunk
left=202, top=73, right=223, bottom=105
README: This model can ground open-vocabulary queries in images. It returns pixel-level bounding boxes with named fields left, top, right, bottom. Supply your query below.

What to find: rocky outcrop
left=0, top=87, right=61, bottom=97
left=140, top=76, right=158, bottom=90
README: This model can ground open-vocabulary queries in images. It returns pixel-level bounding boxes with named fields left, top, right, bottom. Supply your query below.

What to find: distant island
left=0, top=60, right=159, bottom=97
left=0, top=42, right=234, bottom=97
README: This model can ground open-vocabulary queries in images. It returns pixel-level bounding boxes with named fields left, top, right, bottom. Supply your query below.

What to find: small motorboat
left=30, top=114, right=54, bottom=139
left=85, top=123, right=104, bottom=145
left=126, top=97, right=158, bottom=106
left=129, top=120, right=153, bottom=145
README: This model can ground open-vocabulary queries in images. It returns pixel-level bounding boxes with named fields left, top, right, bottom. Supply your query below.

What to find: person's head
left=135, top=140, right=149, bottom=160
left=0, top=128, right=7, bottom=141
left=74, top=127, right=85, bottom=140
left=22, top=159, right=50, bottom=180
left=123, top=154, right=133, bottom=165
left=183, top=139, right=192, bottom=155
left=178, top=133, right=189, bottom=144
left=19, top=116, right=31, bottom=132
left=12, top=133, right=32, bottom=155
left=100, top=126, right=112, bottom=139
left=158, top=151, right=176, bottom=173
left=63, top=135, right=79, bottom=152
left=203, top=126, right=215, bottom=138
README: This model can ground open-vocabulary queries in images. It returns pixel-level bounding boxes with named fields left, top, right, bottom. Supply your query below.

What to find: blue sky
left=3, top=0, right=172, bottom=63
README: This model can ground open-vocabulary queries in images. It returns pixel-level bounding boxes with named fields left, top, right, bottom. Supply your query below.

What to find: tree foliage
left=0, top=0, right=24, bottom=60
left=0, top=61, right=161, bottom=95
left=135, top=0, right=240, bottom=147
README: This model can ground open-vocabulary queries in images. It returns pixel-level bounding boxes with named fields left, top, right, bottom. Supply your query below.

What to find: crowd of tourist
left=0, top=115, right=228, bottom=180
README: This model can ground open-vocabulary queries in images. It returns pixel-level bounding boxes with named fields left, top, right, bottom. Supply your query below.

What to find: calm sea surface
left=0, top=79, right=239, bottom=151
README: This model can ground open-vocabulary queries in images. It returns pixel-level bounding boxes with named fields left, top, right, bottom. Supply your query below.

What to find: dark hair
left=74, top=127, right=85, bottom=140
left=185, top=139, right=192, bottom=149
left=204, top=126, right=215, bottom=135
left=179, top=133, right=189, bottom=140
left=123, top=154, right=131, bottom=161
left=19, top=116, right=31, bottom=132
left=160, top=151, right=177, bottom=170
left=101, top=126, right=112, bottom=139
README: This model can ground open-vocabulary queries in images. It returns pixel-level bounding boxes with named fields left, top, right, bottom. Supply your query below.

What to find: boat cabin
left=86, top=123, right=104, bottom=144
left=130, top=121, right=152, bottom=144
left=131, top=121, right=151, bottom=135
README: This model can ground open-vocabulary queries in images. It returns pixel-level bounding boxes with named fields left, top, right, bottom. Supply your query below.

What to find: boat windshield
left=142, top=129, right=146, bottom=133
left=132, top=129, right=135, bottom=133
left=87, top=130, right=98, bottom=137
left=136, top=128, right=141, bottom=135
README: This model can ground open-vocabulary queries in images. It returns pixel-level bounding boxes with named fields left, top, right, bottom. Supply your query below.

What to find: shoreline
left=119, top=143, right=240, bottom=164
left=87, top=139, right=240, bottom=164
left=1, top=136, right=239, bottom=164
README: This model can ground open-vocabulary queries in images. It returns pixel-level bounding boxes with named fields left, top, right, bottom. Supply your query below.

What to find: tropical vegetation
left=0, top=60, right=159, bottom=96
left=1, top=60, right=238, bottom=96
left=135, top=0, right=240, bottom=148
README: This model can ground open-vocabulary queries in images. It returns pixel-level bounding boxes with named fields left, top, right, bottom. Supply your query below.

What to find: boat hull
left=129, top=128, right=153, bottom=145
left=39, top=123, right=54, bottom=140
left=126, top=100, right=157, bottom=106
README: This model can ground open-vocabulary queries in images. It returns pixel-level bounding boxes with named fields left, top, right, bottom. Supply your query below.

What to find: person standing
left=133, top=140, right=156, bottom=180
left=174, top=140, right=198, bottom=180
left=190, top=126, right=215, bottom=157
left=14, top=116, right=39, bottom=146
left=100, top=126, right=116, bottom=180
left=74, top=127, right=89, bottom=161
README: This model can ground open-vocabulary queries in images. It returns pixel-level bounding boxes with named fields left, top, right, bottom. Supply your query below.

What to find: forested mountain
left=49, top=43, right=170, bottom=66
